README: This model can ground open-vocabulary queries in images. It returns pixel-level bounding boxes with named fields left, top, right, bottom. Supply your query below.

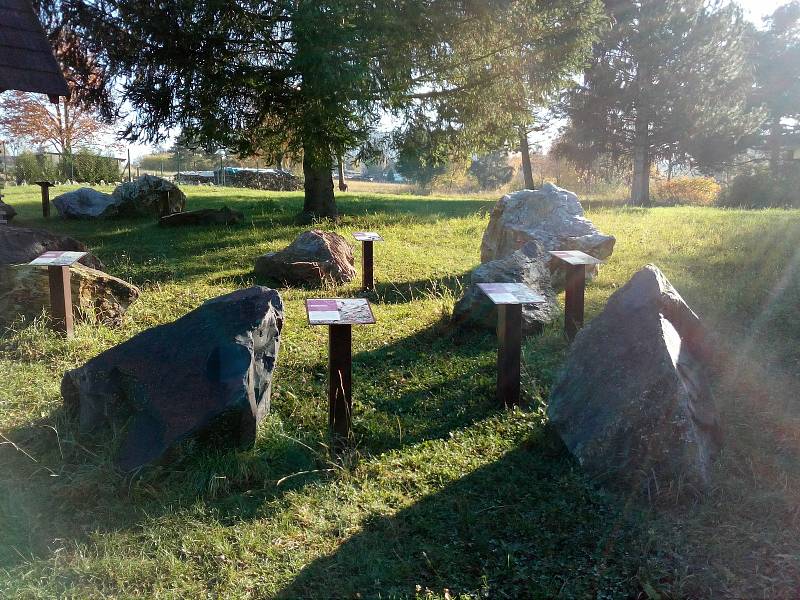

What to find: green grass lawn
left=1, top=184, right=799, bottom=598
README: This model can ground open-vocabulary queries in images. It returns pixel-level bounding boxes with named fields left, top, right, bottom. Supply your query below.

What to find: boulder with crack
left=111, top=174, right=186, bottom=217
left=547, top=265, right=722, bottom=496
left=480, top=184, right=615, bottom=288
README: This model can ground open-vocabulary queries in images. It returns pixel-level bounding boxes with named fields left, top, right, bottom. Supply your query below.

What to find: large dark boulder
left=254, top=229, right=356, bottom=286
left=159, top=206, right=243, bottom=227
left=53, top=188, right=119, bottom=219
left=112, top=174, right=186, bottom=217
left=452, top=241, right=559, bottom=334
left=480, top=184, right=615, bottom=289
left=547, top=265, right=722, bottom=496
left=0, top=225, right=103, bottom=269
left=0, top=263, right=140, bottom=327
left=62, top=286, right=283, bottom=471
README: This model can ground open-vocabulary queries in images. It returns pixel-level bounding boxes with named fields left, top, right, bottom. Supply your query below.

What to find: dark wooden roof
left=0, top=0, right=69, bottom=99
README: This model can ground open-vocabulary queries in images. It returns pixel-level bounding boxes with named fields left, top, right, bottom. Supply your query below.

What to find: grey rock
left=0, top=198, right=16, bottom=222
left=53, top=187, right=120, bottom=219
left=159, top=206, right=243, bottom=227
left=0, top=225, right=103, bottom=269
left=480, top=184, right=615, bottom=288
left=255, top=229, right=356, bottom=286
left=62, top=286, right=283, bottom=471
left=112, top=174, right=186, bottom=217
left=0, top=263, right=140, bottom=328
left=547, top=265, right=722, bottom=496
left=452, top=241, right=559, bottom=334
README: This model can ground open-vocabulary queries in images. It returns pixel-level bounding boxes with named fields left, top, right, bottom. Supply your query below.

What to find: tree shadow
left=276, top=438, right=650, bottom=599
left=0, top=404, right=328, bottom=570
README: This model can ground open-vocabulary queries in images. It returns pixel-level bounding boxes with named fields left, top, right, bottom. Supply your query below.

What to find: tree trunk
left=303, top=146, right=336, bottom=220
left=519, top=126, right=534, bottom=189
left=768, top=118, right=782, bottom=173
left=631, top=63, right=651, bottom=206
left=337, top=156, right=348, bottom=191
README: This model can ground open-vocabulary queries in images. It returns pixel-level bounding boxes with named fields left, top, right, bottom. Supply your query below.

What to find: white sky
left=108, top=0, right=800, bottom=161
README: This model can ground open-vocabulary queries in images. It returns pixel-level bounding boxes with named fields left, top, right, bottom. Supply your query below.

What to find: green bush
left=718, top=167, right=800, bottom=209
left=652, top=176, right=720, bottom=206
left=71, top=149, right=120, bottom=183
left=14, top=151, right=60, bottom=183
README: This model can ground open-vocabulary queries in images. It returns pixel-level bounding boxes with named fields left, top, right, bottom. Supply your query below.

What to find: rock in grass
left=0, top=198, right=17, bottom=222
left=547, top=265, right=722, bottom=496
left=159, top=206, right=243, bottom=227
left=0, top=263, right=140, bottom=327
left=52, top=187, right=120, bottom=219
left=480, top=184, right=615, bottom=289
left=452, top=240, right=559, bottom=334
left=62, top=286, right=283, bottom=471
left=112, top=174, right=186, bottom=217
left=254, top=229, right=356, bottom=286
left=0, top=225, right=103, bottom=269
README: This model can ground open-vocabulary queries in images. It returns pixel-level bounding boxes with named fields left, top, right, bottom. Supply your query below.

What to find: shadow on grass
left=276, top=438, right=649, bottom=599
left=10, top=192, right=493, bottom=287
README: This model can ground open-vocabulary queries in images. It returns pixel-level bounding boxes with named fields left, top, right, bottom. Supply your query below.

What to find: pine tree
left=64, top=0, right=604, bottom=218
left=560, top=0, right=758, bottom=205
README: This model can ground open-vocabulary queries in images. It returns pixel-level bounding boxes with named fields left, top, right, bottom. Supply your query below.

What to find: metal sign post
left=306, top=298, right=376, bottom=452
left=352, top=232, right=383, bottom=291
left=34, top=181, right=53, bottom=217
left=29, top=251, right=87, bottom=337
left=549, top=251, right=604, bottom=341
left=477, top=283, right=546, bottom=407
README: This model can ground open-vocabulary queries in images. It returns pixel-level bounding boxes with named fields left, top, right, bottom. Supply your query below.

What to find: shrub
left=72, top=149, right=120, bottom=183
left=718, top=168, right=800, bottom=209
left=14, top=151, right=60, bottom=183
left=652, top=176, right=720, bottom=206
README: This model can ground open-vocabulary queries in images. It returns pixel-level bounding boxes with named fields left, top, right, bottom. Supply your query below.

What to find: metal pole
left=48, top=265, right=74, bottom=337
left=328, top=323, right=353, bottom=452
left=361, top=240, right=374, bottom=291
left=564, top=264, right=586, bottom=341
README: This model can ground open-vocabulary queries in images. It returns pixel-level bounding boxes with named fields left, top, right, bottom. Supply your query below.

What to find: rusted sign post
left=306, top=298, right=376, bottom=452
left=29, top=251, right=86, bottom=337
left=34, top=181, right=54, bottom=217
left=549, top=250, right=604, bottom=341
left=352, top=232, right=383, bottom=291
left=477, top=283, right=546, bottom=407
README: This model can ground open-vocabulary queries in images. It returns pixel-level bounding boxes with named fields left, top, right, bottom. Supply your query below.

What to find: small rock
left=452, top=241, right=559, bottom=334
left=159, top=206, right=243, bottom=227
left=62, top=286, right=284, bottom=471
left=254, top=230, right=356, bottom=286
left=547, top=265, right=722, bottom=496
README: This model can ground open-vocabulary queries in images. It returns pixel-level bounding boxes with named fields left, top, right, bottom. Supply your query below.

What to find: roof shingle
left=0, top=0, right=69, bottom=98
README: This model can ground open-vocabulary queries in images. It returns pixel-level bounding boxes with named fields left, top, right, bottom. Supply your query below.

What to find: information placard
left=306, top=298, right=376, bottom=325
left=352, top=231, right=383, bottom=242
left=29, top=251, right=86, bottom=267
left=548, top=250, right=603, bottom=266
left=477, top=283, right=546, bottom=305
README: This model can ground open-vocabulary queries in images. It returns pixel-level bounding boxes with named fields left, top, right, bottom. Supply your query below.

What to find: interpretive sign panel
left=548, top=250, right=603, bottom=265
left=352, top=231, right=383, bottom=242
left=477, top=283, right=545, bottom=305
left=29, top=251, right=86, bottom=267
left=306, top=298, right=376, bottom=325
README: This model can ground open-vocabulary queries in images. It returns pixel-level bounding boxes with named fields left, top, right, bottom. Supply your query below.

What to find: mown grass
left=1, top=183, right=799, bottom=598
